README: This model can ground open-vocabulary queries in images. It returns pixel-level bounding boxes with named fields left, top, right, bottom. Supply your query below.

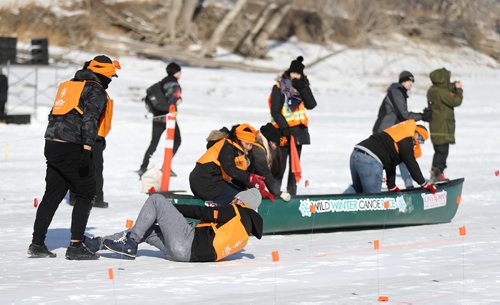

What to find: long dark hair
left=269, top=144, right=284, bottom=179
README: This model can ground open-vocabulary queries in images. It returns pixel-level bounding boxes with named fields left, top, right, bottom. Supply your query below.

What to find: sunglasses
left=417, top=135, right=425, bottom=144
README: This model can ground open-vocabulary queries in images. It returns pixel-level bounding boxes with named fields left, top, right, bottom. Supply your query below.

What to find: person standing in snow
left=28, top=55, right=119, bottom=260
left=84, top=188, right=263, bottom=262
left=372, top=71, right=432, bottom=189
left=137, top=62, right=183, bottom=177
left=268, top=56, right=317, bottom=196
left=427, top=67, right=463, bottom=182
left=345, top=120, right=437, bottom=194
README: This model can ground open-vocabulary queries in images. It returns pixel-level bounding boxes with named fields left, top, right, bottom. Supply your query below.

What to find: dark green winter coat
left=427, top=68, right=463, bottom=145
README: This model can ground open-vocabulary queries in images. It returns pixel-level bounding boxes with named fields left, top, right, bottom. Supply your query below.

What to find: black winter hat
left=288, top=56, right=305, bottom=74
left=166, top=62, right=181, bottom=76
left=260, top=123, right=281, bottom=144
left=399, top=70, right=415, bottom=83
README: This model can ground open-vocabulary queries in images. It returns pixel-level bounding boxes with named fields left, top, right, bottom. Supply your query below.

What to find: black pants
left=93, top=138, right=105, bottom=201
left=32, top=141, right=96, bottom=244
left=277, top=144, right=302, bottom=196
left=432, top=143, right=450, bottom=172
left=140, top=120, right=181, bottom=170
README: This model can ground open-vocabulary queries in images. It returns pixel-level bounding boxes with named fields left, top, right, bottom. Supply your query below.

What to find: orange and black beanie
left=87, top=55, right=120, bottom=78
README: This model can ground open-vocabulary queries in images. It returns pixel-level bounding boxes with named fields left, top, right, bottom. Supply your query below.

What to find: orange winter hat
left=415, top=125, right=428, bottom=141
left=88, top=55, right=121, bottom=78
left=235, top=124, right=258, bottom=144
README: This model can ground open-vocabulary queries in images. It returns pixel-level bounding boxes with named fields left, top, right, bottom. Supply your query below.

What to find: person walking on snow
left=427, top=67, right=463, bottom=183
left=28, top=55, right=119, bottom=260
left=84, top=188, right=263, bottom=262
left=268, top=56, right=317, bottom=196
left=137, top=62, right=183, bottom=177
left=344, top=120, right=437, bottom=195
left=372, top=71, right=432, bottom=189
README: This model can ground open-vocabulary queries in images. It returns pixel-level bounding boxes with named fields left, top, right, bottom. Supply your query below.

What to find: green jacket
left=427, top=68, right=463, bottom=145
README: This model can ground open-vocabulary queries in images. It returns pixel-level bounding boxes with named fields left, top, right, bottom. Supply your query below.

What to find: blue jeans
left=399, top=163, right=414, bottom=189
left=344, top=149, right=383, bottom=194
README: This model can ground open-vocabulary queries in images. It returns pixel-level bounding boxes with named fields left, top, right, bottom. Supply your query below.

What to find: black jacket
left=189, top=140, right=253, bottom=200
left=372, top=83, right=422, bottom=133
left=175, top=204, right=263, bottom=262
left=357, top=132, right=426, bottom=188
left=270, top=83, right=317, bottom=145
left=44, top=69, right=108, bottom=147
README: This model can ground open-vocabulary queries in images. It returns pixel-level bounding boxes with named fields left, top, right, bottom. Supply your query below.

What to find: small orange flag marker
left=272, top=250, right=280, bottom=262
left=107, top=268, right=114, bottom=280
left=374, top=240, right=380, bottom=250
left=125, top=219, right=134, bottom=229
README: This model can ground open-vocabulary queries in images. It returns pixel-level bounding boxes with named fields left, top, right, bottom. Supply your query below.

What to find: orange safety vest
left=383, top=120, right=421, bottom=159
left=197, top=138, right=248, bottom=181
left=52, top=80, right=113, bottom=138
left=196, top=204, right=249, bottom=261
left=268, top=82, right=309, bottom=128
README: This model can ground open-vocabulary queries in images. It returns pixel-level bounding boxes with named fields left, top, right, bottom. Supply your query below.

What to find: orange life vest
left=51, top=80, right=113, bottom=138
left=383, top=120, right=421, bottom=159
left=268, top=81, right=309, bottom=128
left=197, top=138, right=248, bottom=181
left=196, top=204, right=249, bottom=261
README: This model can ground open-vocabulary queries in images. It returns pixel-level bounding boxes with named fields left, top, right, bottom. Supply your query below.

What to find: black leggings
left=32, top=141, right=96, bottom=244
left=140, top=120, right=181, bottom=170
left=277, top=144, right=302, bottom=196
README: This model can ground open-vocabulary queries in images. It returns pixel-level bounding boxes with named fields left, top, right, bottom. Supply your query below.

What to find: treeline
left=1, top=0, right=498, bottom=61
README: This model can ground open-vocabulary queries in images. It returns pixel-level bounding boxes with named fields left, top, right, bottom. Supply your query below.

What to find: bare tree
left=161, top=0, right=183, bottom=42
left=201, top=0, right=247, bottom=57
left=252, top=0, right=293, bottom=58
left=233, top=1, right=275, bottom=55
left=177, top=0, right=198, bottom=41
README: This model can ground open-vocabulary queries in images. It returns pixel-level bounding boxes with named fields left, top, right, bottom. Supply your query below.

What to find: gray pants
left=104, top=194, right=195, bottom=262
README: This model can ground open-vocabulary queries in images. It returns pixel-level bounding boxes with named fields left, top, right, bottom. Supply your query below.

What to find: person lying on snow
left=344, top=119, right=437, bottom=194
left=82, top=188, right=263, bottom=262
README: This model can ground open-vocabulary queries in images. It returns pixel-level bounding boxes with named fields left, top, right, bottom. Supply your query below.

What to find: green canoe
left=157, top=178, right=464, bottom=234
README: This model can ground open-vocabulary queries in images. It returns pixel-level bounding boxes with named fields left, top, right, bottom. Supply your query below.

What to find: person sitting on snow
left=83, top=188, right=263, bottom=262
left=344, top=120, right=437, bottom=194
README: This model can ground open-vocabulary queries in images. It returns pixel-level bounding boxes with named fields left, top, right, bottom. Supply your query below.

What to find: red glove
left=388, top=185, right=400, bottom=192
left=422, top=182, right=437, bottom=194
left=248, top=173, right=265, bottom=190
left=260, top=189, right=275, bottom=202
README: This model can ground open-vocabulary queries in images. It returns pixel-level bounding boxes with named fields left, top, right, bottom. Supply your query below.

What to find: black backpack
left=144, top=81, right=169, bottom=113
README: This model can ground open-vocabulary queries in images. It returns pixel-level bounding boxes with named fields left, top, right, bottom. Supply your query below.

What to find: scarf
left=279, top=76, right=302, bottom=111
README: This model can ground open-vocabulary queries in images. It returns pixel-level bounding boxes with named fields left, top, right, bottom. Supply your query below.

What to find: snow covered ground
left=1, top=41, right=500, bottom=304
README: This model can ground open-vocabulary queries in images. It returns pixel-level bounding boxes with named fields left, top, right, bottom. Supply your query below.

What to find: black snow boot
left=65, top=242, right=99, bottom=260
left=83, top=235, right=103, bottom=253
left=28, top=243, right=57, bottom=258
left=92, top=197, right=109, bottom=208
left=103, top=232, right=138, bottom=259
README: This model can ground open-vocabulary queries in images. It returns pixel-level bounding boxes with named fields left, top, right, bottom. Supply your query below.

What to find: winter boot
left=83, top=235, right=103, bottom=253
left=103, top=232, right=138, bottom=259
left=92, top=196, right=109, bottom=208
left=136, top=167, right=147, bottom=177
left=65, top=242, right=100, bottom=260
left=27, top=243, right=57, bottom=258
left=429, top=167, right=442, bottom=183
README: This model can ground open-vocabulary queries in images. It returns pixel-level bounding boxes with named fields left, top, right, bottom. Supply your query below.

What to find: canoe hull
left=157, top=178, right=464, bottom=234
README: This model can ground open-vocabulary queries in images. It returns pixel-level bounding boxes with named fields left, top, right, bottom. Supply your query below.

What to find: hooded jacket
left=372, top=83, right=422, bottom=133
left=175, top=203, right=263, bottom=262
left=44, top=69, right=108, bottom=146
left=427, top=68, right=463, bottom=145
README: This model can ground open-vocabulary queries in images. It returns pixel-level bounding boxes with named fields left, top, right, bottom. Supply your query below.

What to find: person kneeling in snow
left=84, top=188, right=263, bottom=262
left=344, top=120, right=437, bottom=194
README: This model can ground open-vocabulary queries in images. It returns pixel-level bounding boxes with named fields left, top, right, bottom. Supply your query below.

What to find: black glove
left=292, top=78, right=307, bottom=91
left=422, top=107, right=432, bottom=122
left=280, top=127, right=291, bottom=139
left=78, top=149, right=93, bottom=177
